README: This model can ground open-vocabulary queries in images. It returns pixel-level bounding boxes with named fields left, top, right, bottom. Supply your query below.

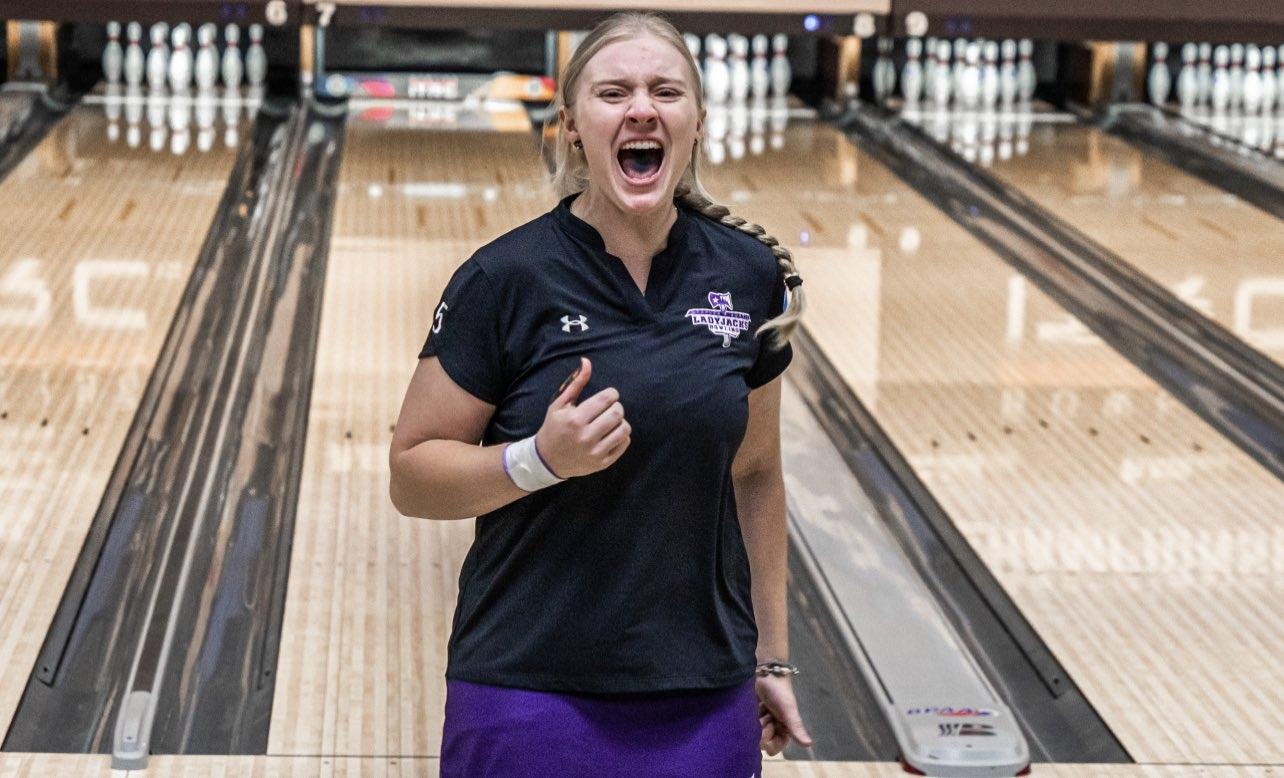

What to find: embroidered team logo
left=685, top=291, right=750, bottom=348
left=561, top=314, right=589, bottom=333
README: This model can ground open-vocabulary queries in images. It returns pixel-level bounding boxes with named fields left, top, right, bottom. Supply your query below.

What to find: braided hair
left=543, top=11, right=805, bottom=353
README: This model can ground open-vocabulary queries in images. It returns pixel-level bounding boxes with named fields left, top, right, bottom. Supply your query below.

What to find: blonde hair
left=543, top=12, right=805, bottom=352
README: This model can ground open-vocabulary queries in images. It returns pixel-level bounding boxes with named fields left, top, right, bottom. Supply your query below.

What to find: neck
left=571, top=186, right=678, bottom=261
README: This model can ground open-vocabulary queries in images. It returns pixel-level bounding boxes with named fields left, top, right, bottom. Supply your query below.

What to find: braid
left=674, top=185, right=805, bottom=351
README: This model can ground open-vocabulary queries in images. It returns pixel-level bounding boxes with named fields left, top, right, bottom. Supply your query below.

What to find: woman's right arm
left=389, top=355, right=631, bottom=521
left=389, top=355, right=528, bottom=520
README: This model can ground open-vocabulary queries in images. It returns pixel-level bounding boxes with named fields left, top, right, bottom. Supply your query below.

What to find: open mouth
left=617, top=140, right=665, bottom=184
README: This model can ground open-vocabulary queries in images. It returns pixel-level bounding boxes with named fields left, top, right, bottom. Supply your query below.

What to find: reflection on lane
left=0, top=103, right=247, bottom=733
left=701, top=120, right=1284, bottom=764
left=982, top=120, right=1284, bottom=362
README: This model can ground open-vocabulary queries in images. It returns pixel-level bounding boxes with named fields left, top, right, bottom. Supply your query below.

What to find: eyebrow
left=589, top=77, right=686, bottom=89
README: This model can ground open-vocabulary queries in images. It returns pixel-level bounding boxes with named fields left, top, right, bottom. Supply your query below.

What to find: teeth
left=621, top=140, right=662, bottom=151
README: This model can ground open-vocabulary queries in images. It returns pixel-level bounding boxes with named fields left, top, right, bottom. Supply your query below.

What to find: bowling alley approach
left=0, top=0, right=1282, bottom=776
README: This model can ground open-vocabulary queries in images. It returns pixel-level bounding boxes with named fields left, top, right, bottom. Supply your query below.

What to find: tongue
left=619, top=149, right=662, bottom=180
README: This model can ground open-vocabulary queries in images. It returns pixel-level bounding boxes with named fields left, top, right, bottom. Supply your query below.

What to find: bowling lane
left=984, top=120, right=1284, bottom=364
left=701, top=119, right=1284, bottom=764
left=0, top=102, right=247, bottom=733
left=267, top=108, right=551, bottom=756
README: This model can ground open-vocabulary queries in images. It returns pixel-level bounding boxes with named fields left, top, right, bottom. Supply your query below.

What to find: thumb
left=552, top=356, right=591, bottom=408
left=782, top=710, right=813, bottom=748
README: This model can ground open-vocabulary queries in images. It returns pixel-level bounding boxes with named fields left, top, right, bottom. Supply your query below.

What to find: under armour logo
left=561, top=314, right=589, bottom=333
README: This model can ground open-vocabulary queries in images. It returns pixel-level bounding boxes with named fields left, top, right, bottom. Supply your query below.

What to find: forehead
left=583, top=34, right=691, bottom=82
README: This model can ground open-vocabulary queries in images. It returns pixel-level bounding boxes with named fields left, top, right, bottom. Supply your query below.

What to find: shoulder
left=685, top=205, right=781, bottom=283
left=466, top=210, right=559, bottom=287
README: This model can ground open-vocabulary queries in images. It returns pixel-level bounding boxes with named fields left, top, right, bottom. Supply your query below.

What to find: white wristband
left=502, top=434, right=565, bottom=492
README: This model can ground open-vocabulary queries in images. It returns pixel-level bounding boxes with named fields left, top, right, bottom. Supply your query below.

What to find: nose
left=624, top=89, right=659, bottom=123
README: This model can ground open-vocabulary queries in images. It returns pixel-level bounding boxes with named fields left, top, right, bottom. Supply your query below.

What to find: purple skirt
left=440, top=676, right=763, bottom=777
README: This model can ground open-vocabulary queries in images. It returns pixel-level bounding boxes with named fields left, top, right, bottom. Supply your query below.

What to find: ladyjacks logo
left=686, top=291, right=750, bottom=348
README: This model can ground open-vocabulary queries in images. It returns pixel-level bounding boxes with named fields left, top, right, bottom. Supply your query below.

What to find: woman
left=389, top=12, right=811, bottom=776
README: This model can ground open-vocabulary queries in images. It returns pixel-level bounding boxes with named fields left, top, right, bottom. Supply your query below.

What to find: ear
left=559, top=105, right=579, bottom=145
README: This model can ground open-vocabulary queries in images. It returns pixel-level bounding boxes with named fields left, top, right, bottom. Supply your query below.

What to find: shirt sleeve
left=419, top=258, right=507, bottom=405
left=744, top=268, right=794, bottom=390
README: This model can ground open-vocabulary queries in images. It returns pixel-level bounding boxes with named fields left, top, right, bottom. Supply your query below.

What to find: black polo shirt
left=419, top=192, right=792, bottom=694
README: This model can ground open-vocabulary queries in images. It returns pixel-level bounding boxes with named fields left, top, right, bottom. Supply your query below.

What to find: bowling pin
left=123, top=22, right=144, bottom=87
left=873, top=37, right=896, bottom=103
left=103, top=21, right=124, bottom=83
left=1211, top=45, right=1231, bottom=113
left=1177, top=42, right=1198, bottom=110
left=1261, top=46, right=1276, bottom=113
left=222, top=25, right=244, bottom=90
left=728, top=34, right=750, bottom=102
left=146, top=22, right=168, bottom=90
left=959, top=42, right=981, bottom=108
left=952, top=38, right=967, bottom=101
left=1147, top=42, right=1171, bottom=106
left=932, top=40, right=953, bottom=106
left=770, top=34, right=791, bottom=100
left=703, top=35, right=730, bottom=104
left=981, top=40, right=999, bottom=107
left=1017, top=39, right=1036, bottom=102
left=1243, top=44, right=1262, bottom=113
left=902, top=37, right=924, bottom=105
left=168, top=24, right=193, bottom=92
left=999, top=39, right=1018, bottom=106
left=1197, top=43, right=1212, bottom=106
left=750, top=35, right=770, bottom=101
left=246, top=24, right=267, bottom=87
left=1229, top=43, right=1244, bottom=109
left=683, top=33, right=700, bottom=61
left=923, top=37, right=938, bottom=102
left=195, top=24, right=219, bottom=91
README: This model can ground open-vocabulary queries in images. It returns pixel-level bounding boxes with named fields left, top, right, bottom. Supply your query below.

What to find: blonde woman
left=390, top=12, right=811, bottom=775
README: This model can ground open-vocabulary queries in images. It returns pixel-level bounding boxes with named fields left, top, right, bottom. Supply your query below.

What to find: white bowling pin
left=124, top=22, right=144, bottom=87
left=1017, top=39, right=1036, bottom=102
left=1243, top=44, right=1262, bottom=113
left=683, top=33, right=700, bottom=61
left=728, top=34, right=750, bottom=102
left=932, top=40, right=953, bottom=106
left=923, top=37, right=938, bottom=102
left=1229, top=43, right=1244, bottom=108
left=168, top=24, right=193, bottom=92
left=1277, top=45, right=1284, bottom=109
left=1197, top=43, right=1212, bottom=106
left=999, top=39, right=1018, bottom=106
left=103, top=21, right=124, bottom=83
left=246, top=24, right=267, bottom=87
left=1261, top=46, right=1276, bottom=113
left=704, top=35, right=730, bottom=104
left=902, top=37, right=924, bottom=104
left=750, top=35, right=770, bottom=101
left=770, top=34, right=791, bottom=100
left=981, top=40, right=999, bottom=107
left=873, top=37, right=896, bottom=103
left=222, top=25, right=244, bottom=89
left=1211, top=45, right=1231, bottom=112
left=959, top=42, right=981, bottom=107
left=951, top=38, right=967, bottom=101
left=1177, top=43, right=1198, bottom=109
left=194, top=24, right=219, bottom=91
left=1147, top=42, right=1171, bottom=106
left=146, top=23, right=168, bottom=90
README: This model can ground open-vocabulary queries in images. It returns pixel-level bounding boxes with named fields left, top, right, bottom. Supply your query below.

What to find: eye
left=600, top=88, right=627, bottom=99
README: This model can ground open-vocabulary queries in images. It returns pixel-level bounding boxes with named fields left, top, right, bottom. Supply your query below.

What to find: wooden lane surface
left=264, top=117, right=553, bottom=758
left=0, top=755, right=1279, bottom=776
left=309, top=0, right=888, bottom=13
left=0, top=105, right=245, bottom=735
left=700, top=120, right=1284, bottom=766
left=983, top=121, right=1284, bottom=365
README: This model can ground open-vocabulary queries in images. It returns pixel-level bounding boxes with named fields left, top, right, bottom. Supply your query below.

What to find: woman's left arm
left=732, top=374, right=788, bottom=664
